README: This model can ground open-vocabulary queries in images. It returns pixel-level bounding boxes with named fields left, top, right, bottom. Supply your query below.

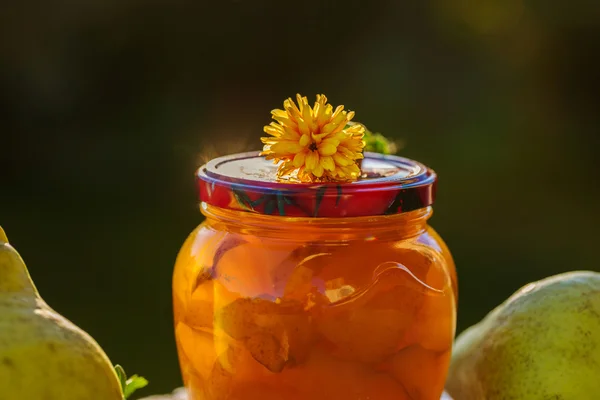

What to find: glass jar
left=173, top=152, right=457, bottom=400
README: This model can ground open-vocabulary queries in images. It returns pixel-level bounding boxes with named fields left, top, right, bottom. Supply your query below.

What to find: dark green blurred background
left=1, top=0, right=599, bottom=397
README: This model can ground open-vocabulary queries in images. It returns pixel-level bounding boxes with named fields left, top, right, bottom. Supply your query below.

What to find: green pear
left=446, top=271, right=600, bottom=400
left=0, top=226, right=123, bottom=399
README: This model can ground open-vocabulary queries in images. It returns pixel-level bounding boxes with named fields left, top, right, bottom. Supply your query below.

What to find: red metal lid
left=196, top=151, right=437, bottom=218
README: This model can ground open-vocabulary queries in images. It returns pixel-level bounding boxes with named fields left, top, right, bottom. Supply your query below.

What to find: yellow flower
left=260, top=94, right=366, bottom=182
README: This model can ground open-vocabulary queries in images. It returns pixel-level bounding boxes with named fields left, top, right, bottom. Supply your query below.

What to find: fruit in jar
left=173, top=213, right=456, bottom=400
left=390, top=345, right=451, bottom=400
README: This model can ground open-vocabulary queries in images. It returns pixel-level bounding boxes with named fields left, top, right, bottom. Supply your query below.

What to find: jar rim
left=196, top=151, right=437, bottom=218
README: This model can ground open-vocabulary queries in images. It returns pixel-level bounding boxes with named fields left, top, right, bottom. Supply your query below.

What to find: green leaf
left=114, top=365, right=127, bottom=393
left=123, top=375, right=149, bottom=399
left=115, top=365, right=149, bottom=399
left=362, top=125, right=398, bottom=155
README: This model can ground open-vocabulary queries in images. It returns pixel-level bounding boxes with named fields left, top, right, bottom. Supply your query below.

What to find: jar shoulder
left=174, top=221, right=457, bottom=298
left=417, top=225, right=457, bottom=299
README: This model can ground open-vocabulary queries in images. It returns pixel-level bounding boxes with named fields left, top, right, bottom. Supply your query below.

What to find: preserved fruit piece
left=175, top=330, right=194, bottom=387
left=175, top=323, right=218, bottom=383
left=184, top=280, right=214, bottom=329
left=214, top=244, right=276, bottom=298
left=403, top=253, right=456, bottom=352
left=317, top=307, right=410, bottom=363
left=411, top=287, right=456, bottom=352
left=315, top=247, right=437, bottom=364
left=282, top=349, right=410, bottom=400
left=174, top=229, right=242, bottom=328
left=245, top=332, right=287, bottom=373
left=216, top=297, right=313, bottom=371
left=416, top=228, right=458, bottom=303
left=280, top=250, right=330, bottom=305
left=226, top=382, right=303, bottom=400
left=205, top=340, right=288, bottom=399
left=390, top=345, right=451, bottom=400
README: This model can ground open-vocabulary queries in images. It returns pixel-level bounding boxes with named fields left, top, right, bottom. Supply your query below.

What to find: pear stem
left=0, top=228, right=39, bottom=296
left=0, top=226, right=8, bottom=244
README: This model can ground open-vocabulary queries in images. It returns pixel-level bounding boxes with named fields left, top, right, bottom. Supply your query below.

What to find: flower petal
left=271, top=109, right=287, bottom=117
left=261, top=137, right=276, bottom=144
left=345, top=124, right=364, bottom=134
left=284, top=98, right=302, bottom=122
left=281, top=126, right=301, bottom=140
left=318, top=143, right=337, bottom=156
left=345, top=163, right=361, bottom=178
left=297, top=119, right=311, bottom=136
left=330, top=105, right=344, bottom=121
left=264, top=124, right=284, bottom=137
left=278, top=161, right=297, bottom=176
left=317, top=104, right=333, bottom=127
left=296, top=94, right=308, bottom=112
left=313, top=164, right=324, bottom=177
left=333, top=152, right=352, bottom=166
left=273, top=115, right=298, bottom=130
left=331, top=109, right=347, bottom=126
left=271, top=141, right=305, bottom=155
left=293, top=151, right=306, bottom=168
left=321, top=137, right=340, bottom=147
left=321, top=156, right=335, bottom=171
left=339, top=146, right=358, bottom=158
left=305, top=151, right=319, bottom=171
left=302, top=102, right=313, bottom=125
left=299, top=134, right=311, bottom=147
left=311, top=131, right=330, bottom=143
